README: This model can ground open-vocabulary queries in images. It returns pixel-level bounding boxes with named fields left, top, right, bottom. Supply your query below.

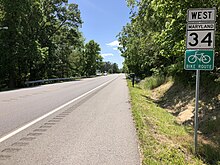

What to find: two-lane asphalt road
left=0, top=74, right=140, bottom=165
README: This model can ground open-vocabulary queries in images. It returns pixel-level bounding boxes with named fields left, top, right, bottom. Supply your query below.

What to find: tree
left=84, top=40, right=102, bottom=76
left=112, top=63, right=119, bottom=73
left=100, top=61, right=119, bottom=74
left=38, top=0, right=82, bottom=78
left=0, top=0, right=83, bottom=88
left=0, top=0, right=45, bottom=88
left=118, top=0, right=220, bottom=81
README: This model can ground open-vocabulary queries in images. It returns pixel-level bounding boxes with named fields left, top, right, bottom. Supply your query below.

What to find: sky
left=70, top=0, right=131, bottom=68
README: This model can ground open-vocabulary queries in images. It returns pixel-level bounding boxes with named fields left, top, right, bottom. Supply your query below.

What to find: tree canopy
left=0, top=0, right=106, bottom=89
left=118, top=0, right=220, bottom=81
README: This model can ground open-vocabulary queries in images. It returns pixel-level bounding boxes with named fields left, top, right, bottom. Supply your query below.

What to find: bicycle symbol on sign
left=188, top=52, right=211, bottom=64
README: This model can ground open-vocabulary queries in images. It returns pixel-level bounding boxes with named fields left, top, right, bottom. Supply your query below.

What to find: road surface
left=0, top=74, right=140, bottom=165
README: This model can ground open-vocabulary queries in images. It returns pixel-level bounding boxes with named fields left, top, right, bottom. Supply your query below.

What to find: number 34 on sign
left=186, top=30, right=214, bottom=49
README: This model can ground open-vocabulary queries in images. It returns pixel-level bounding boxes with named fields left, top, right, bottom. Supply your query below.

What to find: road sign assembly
left=185, top=8, right=216, bottom=70
left=185, top=8, right=216, bottom=155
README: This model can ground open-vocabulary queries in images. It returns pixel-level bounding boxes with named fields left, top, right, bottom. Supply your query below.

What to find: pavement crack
left=27, top=133, right=43, bottom=136
left=53, top=117, right=63, bottom=120
left=40, top=125, right=52, bottom=128
left=48, top=120, right=60, bottom=123
left=44, top=122, right=56, bottom=125
left=33, top=129, right=47, bottom=132
left=2, top=148, right=21, bottom=153
left=0, top=155, right=11, bottom=160
left=20, top=137, right=36, bottom=141
left=11, top=142, right=29, bottom=147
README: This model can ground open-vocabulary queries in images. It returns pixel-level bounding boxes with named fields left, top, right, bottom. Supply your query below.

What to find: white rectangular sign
left=186, top=30, right=215, bottom=49
left=187, top=8, right=216, bottom=22
left=187, top=23, right=215, bottom=30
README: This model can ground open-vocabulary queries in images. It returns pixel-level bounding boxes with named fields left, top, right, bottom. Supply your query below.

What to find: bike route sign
left=185, top=50, right=214, bottom=70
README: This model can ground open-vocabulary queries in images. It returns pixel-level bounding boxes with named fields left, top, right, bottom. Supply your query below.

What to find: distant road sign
left=0, top=27, right=8, bottom=30
left=186, top=30, right=215, bottom=49
left=187, top=23, right=215, bottom=30
left=184, top=50, right=214, bottom=70
left=187, top=8, right=216, bottom=22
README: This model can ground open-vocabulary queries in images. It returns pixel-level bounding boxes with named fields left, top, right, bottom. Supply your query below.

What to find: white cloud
left=81, top=0, right=105, bottom=14
left=101, top=53, right=114, bottom=57
left=106, top=40, right=122, bottom=53
left=106, top=40, right=120, bottom=47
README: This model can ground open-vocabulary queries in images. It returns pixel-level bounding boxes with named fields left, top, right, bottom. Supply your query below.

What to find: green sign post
left=185, top=50, right=214, bottom=70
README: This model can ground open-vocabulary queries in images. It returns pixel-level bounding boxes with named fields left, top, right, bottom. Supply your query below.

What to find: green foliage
left=140, top=75, right=167, bottom=90
left=119, top=0, right=220, bottom=82
left=0, top=0, right=82, bottom=88
left=128, top=80, right=204, bottom=164
left=100, top=61, right=120, bottom=73
left=131, top=76, right=220, bottom=164
left=84, top=40, right=102, bottom=76
left=198, top=144, right=220, bottom=165
left=0, top=0, right=104, bottom=89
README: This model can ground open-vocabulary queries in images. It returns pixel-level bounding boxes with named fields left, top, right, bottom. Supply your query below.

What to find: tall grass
left=128, top=80, right=204, bottom=164
left=140, top=75, right=168, bottom=90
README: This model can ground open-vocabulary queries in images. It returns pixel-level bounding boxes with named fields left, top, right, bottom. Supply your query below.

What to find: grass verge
left=128, top=80, right=204, bottom=165
left=139, top=75, right=168, bottom=90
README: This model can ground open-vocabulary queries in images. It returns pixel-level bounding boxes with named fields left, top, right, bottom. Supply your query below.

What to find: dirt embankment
left=151, top=81, right=194, bottom=124
left=150, top=80, right=220, bottom=147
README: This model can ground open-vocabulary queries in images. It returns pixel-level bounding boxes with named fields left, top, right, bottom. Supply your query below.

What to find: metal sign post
left=185, top=8, right=216, bottom=155
left=194, top=70, right=200, bottom=154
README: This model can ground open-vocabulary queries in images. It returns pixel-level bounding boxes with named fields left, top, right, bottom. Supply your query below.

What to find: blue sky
left=70, top=0, right=131, bottom=68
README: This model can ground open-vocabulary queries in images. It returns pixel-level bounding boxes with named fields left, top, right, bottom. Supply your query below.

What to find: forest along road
left=0, top=74, right=140, bottom=165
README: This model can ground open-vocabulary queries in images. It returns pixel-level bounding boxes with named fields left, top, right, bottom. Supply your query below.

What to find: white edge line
left=0, top=79, right=113, bottom=143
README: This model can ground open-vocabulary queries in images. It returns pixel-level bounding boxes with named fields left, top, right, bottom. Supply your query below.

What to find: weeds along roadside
left=127, top=76, right=219, bottom=164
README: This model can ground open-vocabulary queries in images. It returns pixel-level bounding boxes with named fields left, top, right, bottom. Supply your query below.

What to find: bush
left=140, top=75, right=168, bottom=90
